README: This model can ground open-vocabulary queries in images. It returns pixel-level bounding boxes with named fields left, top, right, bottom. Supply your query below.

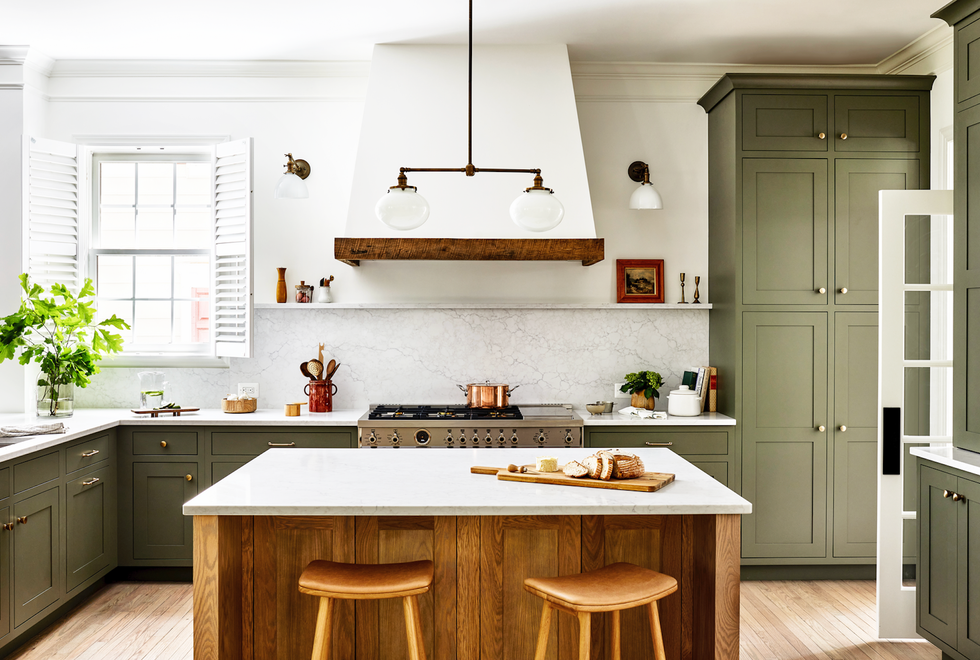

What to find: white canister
left=666, top=385, right=701, bottom=417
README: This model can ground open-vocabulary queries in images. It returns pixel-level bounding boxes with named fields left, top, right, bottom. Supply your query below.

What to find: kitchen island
left=184, top=447, right=750, bottom=660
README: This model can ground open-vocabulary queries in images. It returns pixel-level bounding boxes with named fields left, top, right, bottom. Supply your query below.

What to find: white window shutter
left=23, top=136, right=82, bottom=290
left=211, top=138, right=253, bottom=359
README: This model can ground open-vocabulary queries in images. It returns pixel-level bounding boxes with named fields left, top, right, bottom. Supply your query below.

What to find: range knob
left=536, top=433, right=547, bottom=444
left=415, top=429, right=430, bottom=446
left=391, top=432, right=400, bottom=445
left=485, top=434, right=493, bottom=444
left=446, top=435, right=454, bottom=445
left=367, top=433, right=377, bottom=445
left=458, top=435, right=466, bottom=444
left=564, top=434, right=574, bottom=444
left=497, top=434, right=506, bottom=444
left=472, top=434, right=480, bottom=444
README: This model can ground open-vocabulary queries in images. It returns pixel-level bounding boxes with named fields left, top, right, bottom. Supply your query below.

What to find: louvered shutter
left=211, top=138, right=253, bottom=358
left=23, top=136, right=82, bottom=290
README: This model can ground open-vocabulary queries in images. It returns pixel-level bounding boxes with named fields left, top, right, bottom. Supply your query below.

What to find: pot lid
left=670, top=385, right=698, bottom=396
left=466, top=381, right=509, bottom=387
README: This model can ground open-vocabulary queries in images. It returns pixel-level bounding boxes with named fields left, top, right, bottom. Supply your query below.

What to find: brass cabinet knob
left=953, top=492, right=966, bottom=502
left=160, top=440, right=168, bottom=448
left=839, top=425, right=847, bottom=432
left=944, top=489, right=954, bottom=498
left=818, top=287, right=827, bottom=294
left=839, top=287, right=848, bottom=294
left=840, top=133, right=848, bottom=140
left=817, top=425, right=826, bottom=432
left=818, top=132, right=827, bottom=140
left=185, top=474, right=193, bottom=482
left=17, top=517, right=27, bottom=525
left=81, top=449, right=100, bottom=458
left=2, top=523, right=12, bottom=531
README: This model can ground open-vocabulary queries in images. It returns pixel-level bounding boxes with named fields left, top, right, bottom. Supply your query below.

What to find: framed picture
left=617, top=259, right=665, bottom=303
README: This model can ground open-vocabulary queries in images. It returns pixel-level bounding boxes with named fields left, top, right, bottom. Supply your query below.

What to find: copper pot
left=458, top=381, right=520, bottom=408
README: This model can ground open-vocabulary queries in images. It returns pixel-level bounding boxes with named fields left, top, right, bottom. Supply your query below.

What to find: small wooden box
left=222, top=398, right=257, bottom=414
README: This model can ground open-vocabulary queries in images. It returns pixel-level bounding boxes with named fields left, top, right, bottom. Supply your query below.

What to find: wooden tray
left=471, top=465, right=674, bottom=492
left=130, top=408, right=199, bottom=418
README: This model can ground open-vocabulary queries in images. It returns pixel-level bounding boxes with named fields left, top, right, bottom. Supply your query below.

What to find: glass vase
left=37, top=377, right=74, bottom=417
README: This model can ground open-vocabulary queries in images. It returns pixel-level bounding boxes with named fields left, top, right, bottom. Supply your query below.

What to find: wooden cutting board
left=470, top=465, right=675, bottom=493
left=130, top=408, right=199, bottom=418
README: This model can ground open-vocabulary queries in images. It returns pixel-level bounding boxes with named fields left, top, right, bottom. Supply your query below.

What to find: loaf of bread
left=595, top=451, right=616, bottom=480
left=536, top=456, right=558, bottom=473
left=563, top=460, right=589, bottom=478
left=610, top=452, right=645, bottom=479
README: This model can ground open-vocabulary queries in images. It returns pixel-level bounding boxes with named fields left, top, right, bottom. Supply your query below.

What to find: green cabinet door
left=12, top=487, right=60, bottom=629
left=832, top=312, right=878, bottom=558
left=741, top=312, right=828, bottom=558
left=66, top=465, right=114, bottom=592
left=834, top=160, right=919, bottom=305
left=955, top=105, right=980, bottom=454
left=958, top=475, right=980, bottom=657
left=740, top=94, right=829, bottom=151
left=956, top=17, right=980, bottom=107
left=132, top=463, right=197, bottom=560
left=742, top=159, right=829, bottom=305
left=833, top=95, right=921, bottom=152
left=918, top=465, right=958, bottom=644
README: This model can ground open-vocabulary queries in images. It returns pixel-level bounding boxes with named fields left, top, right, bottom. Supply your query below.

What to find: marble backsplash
left=76, top=307, right=709, bottom=410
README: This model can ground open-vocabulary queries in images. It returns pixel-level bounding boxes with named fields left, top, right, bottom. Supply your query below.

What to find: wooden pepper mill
left=276, top=267, right=287, bottom=304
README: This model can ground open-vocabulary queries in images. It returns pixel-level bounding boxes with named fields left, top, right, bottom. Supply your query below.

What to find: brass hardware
left=818, top=287, right=827, bottom=294
left=645, top=442, right=674, bottom=446
left=81, top=449, right=100, bottom=458
left=692, top=276, right=701, bottom=304
left=678, top=272, right=687, bottom=304
left=283, top=153, right=311, bottom=180
left=953, top=492, right=966, bottom=502
left=817, top=425, right=826, bottom=432
left=839, top=287, right=848, bottom=294
left=944, top=489, right=954, bottom=498
left=268, top=442, right=297, bottom=447
left=818, top=132, right=826, bottom=140
left=2, top=523, right=11, bottom=531
left=840, top=133, right=848, bottom=140
left=839, top=425, right=847, bottom=432
left=160, top=440, right=167, bottom=448
left=81, top=477, right=100, bottom=486
left=185, top=474, right=193, bottom=482
left=17, top=517, right=27, bottom=525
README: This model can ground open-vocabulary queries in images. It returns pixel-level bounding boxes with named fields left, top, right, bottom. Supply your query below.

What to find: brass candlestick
left=678, top=273, right=688, bottom=304
left=692, top=276, right=701, bottom=304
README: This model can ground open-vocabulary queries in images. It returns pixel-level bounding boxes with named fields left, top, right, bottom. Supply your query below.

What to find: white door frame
left=877, top=189, right=953, bottom=639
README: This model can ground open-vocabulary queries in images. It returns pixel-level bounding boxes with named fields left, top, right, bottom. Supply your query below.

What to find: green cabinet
left=65, top=464, right=115, bottom=592
left=917, top=462, right=980, bottom=660
left=12, top=486, right=59, bottom=629
left=131, top=463, right=198, bottom=561
left=699, top=73, right=933, bottom=566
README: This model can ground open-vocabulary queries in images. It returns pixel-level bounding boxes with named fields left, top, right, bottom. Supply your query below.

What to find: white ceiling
left=1, top=0, right=944, bottom=64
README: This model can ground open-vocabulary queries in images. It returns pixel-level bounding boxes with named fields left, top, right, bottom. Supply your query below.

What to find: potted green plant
left=0, top=275, right=129, bottom=417
left=620, top=370, right=664, bottom=410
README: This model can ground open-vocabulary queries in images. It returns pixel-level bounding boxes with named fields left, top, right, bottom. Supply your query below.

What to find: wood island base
left=193, top=513, right=739, bottom=660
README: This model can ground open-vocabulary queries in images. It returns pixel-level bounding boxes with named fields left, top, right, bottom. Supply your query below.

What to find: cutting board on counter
left=470, top=465, right=675, bottom=492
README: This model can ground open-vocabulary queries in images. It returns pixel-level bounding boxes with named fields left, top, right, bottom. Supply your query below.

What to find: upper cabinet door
left=833, top=95, right=920, bottom=152
left=834, top=160, right=920, bottom=305
left=741, top=94, right=830, bottom=152
left=956, top=17, right=980, bottom=107
left=742, top=158, right=829, bottom=305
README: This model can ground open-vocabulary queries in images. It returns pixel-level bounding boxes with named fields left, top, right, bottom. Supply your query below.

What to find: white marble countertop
left=574, top=409, right=735, bottom=426
left=0, top=408, right=366, bottom=463
left=182, top=447, right=752, bottom=516
left=911, top=445, right=980, bottom=478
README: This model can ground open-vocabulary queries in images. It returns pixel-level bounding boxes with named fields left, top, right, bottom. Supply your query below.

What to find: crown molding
left=46, top=95, right=365, bottom=103
left=49, top=59, right=371, bottom=78
left=877, top=24, right=953, bottom=74
left=72, top=134, right=230, bottom=146
left=0, top=46, right=30, bottom=64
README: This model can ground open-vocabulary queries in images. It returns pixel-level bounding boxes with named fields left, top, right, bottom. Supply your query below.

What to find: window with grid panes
left=91, top=155, right=211, bottom=354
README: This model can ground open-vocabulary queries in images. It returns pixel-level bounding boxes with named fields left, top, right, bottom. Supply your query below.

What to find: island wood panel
left=693, top=515, right=740, bottom=660
left=253, top=516, right=355, bottom=660
left=193, top=515, right=245, bottom=660
left=457, top=516, right=480, bottom=660
left=354, top=517, right=456, bottom=660
left=581, top=515, right=687, bottom=660
left=480, top=516, right=581, bottom=660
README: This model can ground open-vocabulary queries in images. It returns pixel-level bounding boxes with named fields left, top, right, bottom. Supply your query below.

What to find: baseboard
left=108, top=566, right=193, bottom=582
left=741, top=564, right=876, bottom=580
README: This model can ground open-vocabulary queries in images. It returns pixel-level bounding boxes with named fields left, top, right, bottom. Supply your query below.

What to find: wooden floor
left=6, top=580, right=939, bottom=660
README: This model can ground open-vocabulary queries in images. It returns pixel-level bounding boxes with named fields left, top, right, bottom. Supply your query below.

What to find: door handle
left=817, top=425, right=826, bottom=432
left=840, top=133, right=848, bottom=140
left=839, top=425, right=847, bottom=432
left=839, top=287, right=848, bottom=294
left=882, top=407, right=901, bottom=475
left=185, top=474, right=193, bottom=482
left=2, top=523, right=12, bottom=531
left=953, top=492, right=966, bottom=502
left=944, top=489, right=953, bottom=498
left=818, top=132, right=826, bottom=140
left=817, top=287, right=827, bottom=294
left=160, top=441, right=167, bottom=448
left=81, top=449, right=100, bottom=458
left=17, top=517, right=27, bottom=525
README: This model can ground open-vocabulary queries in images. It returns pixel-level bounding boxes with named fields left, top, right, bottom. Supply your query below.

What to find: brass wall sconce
left=628, top=161, right=663, bottom=210
left=275, top=153, right=311, bottom=199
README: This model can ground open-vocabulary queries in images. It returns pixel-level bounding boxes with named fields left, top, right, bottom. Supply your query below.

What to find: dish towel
left=0, top=422, right=66, bottom=438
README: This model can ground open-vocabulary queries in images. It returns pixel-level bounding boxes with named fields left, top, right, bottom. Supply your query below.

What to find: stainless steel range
left=358, top=404, right=583, bottom=448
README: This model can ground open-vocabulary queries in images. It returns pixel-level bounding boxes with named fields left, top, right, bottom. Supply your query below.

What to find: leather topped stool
left=299, top=559, right=433, bottom=660
left=524, top=562, right=678, bottom=660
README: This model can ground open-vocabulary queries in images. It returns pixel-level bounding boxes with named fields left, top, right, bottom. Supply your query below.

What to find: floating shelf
left=334, top=238, right=604, bottom=266
left=255, top=302, right=712, bottom=310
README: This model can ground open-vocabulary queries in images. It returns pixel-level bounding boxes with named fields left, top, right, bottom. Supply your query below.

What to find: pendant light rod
left=468, top=0, right=473, bottom=168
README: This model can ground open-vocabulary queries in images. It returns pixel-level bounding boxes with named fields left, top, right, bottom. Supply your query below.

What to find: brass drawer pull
left=81, top=449, right=100, bottom=458
left=17, top=517, right=27, bottom=525
left=818, top=132, right=826, bottom=140
left=953, top=492, right=966, bottom=502
left=81, top=477, right=100, bottom=486
left=160, top=440, right=167, bottom=448
left=944, top=489, right=954, bottom=498
left=2, top=523, right=11, bottom=531
left=268, top=442, right=297, bottom=447
left=186, top=474, right=193, bottom=482
left=644, top=442, right=673, bottom=447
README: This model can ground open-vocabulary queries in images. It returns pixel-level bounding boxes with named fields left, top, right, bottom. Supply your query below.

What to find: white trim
left=100, top=354, right=230, bottom=369
left=75, top=135, right=229, bottom=147
left=255, top=302, right=713, bottom=310
left=877, top=24, right=953, bottom=75
left=0, top=46, right=30, bottom=64
left=49, top=59, right=370, bottom=78
left=48, top=96, right=364, bottom=104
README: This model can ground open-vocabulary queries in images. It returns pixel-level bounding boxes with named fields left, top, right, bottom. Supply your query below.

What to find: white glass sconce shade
left=376, top=187, right=430, bottom=230
left=275, top=172, right=309, bottom=199
left=629, top=183, right=663, bottom=210
left=510, top=189, right=564, bottom=232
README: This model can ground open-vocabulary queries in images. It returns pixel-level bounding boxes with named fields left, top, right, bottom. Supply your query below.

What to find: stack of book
left=681, top=366, right=717, bottom=413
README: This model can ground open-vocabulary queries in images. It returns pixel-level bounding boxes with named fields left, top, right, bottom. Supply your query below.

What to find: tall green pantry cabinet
left=698, top=74, right=934, bottom=568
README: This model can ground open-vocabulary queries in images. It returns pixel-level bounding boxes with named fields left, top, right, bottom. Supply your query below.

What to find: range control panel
left=358, top=426, right=583, bottom=448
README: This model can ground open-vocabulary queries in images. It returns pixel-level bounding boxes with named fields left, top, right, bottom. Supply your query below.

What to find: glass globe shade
left=376, top=188, right=430, bottom=230
left=274, top=172, right=309, bottom=199
left=629, top=182, right=663, bottom=210
left=509, top=189, right=564, bottom=232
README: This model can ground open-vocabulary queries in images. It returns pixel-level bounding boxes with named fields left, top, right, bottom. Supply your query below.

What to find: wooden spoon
left=325, top=359, right=337, bottom=380
left=300, top=362, right=313, bottom=379
left=327, top=362, right=341, bottom=379
left=318, top=343, right=324, bottom=365
left=307, top=359, right=324, bottom=380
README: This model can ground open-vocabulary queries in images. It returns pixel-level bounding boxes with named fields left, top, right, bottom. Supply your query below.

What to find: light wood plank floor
left=6, top=580, right=940, bottom=660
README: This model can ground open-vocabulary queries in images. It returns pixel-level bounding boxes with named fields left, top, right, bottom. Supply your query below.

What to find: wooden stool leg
left=403, top=594, right=427, bottom=660
left=578, top=611, right=592, bottom=660
left=610, top=609, right=621, bottom=660
left=533, top=601, right=554, bottom=660
left=648, top=601, right=667, bottom=660
left=310, top=597, right=334, bottom=660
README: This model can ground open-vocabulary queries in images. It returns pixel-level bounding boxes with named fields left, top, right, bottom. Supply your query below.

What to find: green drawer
left=588, top=429, right=729, bottom=454
left=13, top=451, right=59, bottom=494
left=65, top=433, right=110, bottom=474
left=211, top=430, right=351, bottom=456
left=133, top=431, right=198, bottom=455
left=0, top=467, right=9, bottom=500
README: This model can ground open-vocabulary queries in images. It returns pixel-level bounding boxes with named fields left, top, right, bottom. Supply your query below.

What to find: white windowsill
left=100, top=354, right=231, bottom=369
left=254, top=302, right=712, bottom=310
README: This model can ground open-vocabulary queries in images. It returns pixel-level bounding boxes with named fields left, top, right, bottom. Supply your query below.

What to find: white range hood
left=339, top=43, right=601, bottom=264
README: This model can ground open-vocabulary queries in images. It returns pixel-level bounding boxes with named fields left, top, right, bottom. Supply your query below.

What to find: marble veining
left=77, top=307, right=709, bottom=410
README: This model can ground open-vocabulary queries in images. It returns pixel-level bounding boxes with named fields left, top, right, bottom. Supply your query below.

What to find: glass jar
left=295, top=281, right=313, bottom=303
left=37, top=376, right=74, bottom=417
